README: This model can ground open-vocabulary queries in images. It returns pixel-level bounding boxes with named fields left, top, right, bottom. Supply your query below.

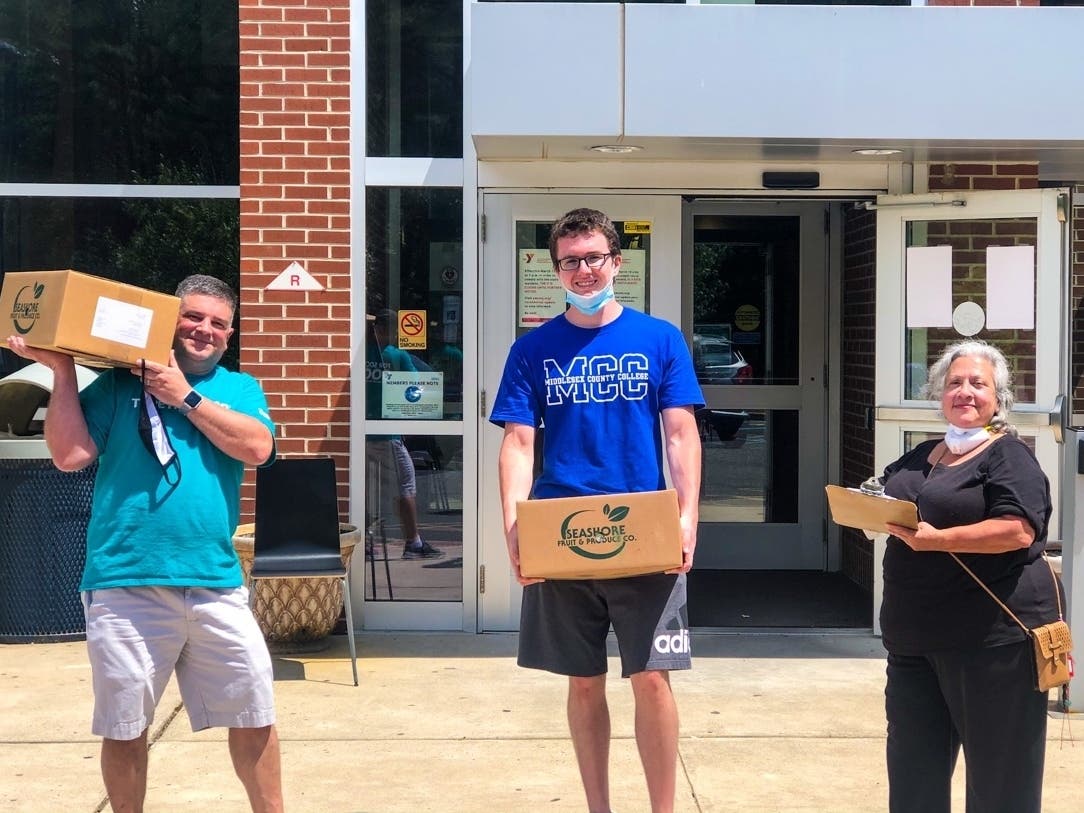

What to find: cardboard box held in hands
left=0, top=270, right=180, bottom=367
left=516, top=489, right=683, bottom=580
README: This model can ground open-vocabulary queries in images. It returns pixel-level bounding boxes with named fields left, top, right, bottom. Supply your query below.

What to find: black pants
left=885, top=641, right=1048, bottom=813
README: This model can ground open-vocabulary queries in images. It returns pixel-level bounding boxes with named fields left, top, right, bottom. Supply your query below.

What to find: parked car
left=692, top=334, right=752, bottom=385
left=695, top=407, right=748, bottom=442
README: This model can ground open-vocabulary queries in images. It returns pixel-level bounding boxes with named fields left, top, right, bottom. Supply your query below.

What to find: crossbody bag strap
left=948, top=552, right=1029, bottom=633
left=950, top=552, right=1064, bottom=628
left=925, top=440, right=1063, bottom=629
left=1046, top=554, right=1065, bottom=621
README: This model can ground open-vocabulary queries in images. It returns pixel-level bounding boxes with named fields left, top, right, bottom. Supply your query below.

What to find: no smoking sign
left=397, top=309, right=427, bottom=350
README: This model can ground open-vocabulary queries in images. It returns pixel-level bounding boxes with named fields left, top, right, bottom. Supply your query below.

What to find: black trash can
left=0, top=362, right=99, bottom=643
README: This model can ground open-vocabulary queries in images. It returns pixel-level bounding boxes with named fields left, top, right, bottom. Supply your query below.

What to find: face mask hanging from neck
left=944, top=424, right=992, bottom=455
left=138, top=361, right=182, bottom=484
left=565, top=281, right=615, bottom=316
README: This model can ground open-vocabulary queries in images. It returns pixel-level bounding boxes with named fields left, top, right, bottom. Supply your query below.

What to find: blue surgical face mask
left=565, top=281, right=615, bottom=316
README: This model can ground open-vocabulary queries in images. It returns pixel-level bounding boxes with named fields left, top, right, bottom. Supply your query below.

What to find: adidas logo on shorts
left=653, top=629, right=690, bottom=655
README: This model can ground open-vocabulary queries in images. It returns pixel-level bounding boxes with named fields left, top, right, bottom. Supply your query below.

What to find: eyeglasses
left=556, top=253, right=612, bottom=272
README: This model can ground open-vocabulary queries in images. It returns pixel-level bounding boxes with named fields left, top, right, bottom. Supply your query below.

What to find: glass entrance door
left=684, top=200, right=829, bottom=570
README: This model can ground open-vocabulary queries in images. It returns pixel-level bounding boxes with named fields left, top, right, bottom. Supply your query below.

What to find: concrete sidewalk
left=1, top=632, right=1081, bottom=812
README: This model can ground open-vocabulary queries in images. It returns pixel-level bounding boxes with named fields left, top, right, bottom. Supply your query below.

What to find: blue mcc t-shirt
left=489, top=308, right=704, bottom=498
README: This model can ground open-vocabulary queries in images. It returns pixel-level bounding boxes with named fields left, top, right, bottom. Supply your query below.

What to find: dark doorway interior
left=688, top=570, right=872, bottom=629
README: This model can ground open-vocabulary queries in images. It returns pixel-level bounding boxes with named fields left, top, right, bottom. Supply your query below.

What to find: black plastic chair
left=252, top=457, right=358, bottom=686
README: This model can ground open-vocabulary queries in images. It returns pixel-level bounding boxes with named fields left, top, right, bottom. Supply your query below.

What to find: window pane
left=699, top=410, right=799, bottom=524
left=0, top=196, right=240, bottom=370
left=693, top=215, right=800, bottom=386
left=904, top=430, right=1035, bottom=455
left=366, top=188, right=463, bottom=420
left=0, top=1, right=239, bottom=184
left=365, top=433, right=463, bottom=602
left=904, top=218, right=1037, bottom=404
left=366, top=0, right=463, bottom=158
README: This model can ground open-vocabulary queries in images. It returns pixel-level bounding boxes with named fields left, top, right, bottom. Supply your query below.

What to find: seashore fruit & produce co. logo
left=557, top=502, right=635, bottom=560
left=10, top=282, right=45, bottom=334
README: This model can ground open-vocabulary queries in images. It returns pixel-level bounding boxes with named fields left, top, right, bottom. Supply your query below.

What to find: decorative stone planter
left=232, top=522, right=359, bottom=648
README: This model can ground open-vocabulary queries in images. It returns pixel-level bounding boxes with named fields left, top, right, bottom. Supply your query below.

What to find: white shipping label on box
left=90, top=297, right=155, bottom=349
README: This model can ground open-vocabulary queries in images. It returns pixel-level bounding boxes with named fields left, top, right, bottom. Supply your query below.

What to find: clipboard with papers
left=824, top=485, right=919, bottom=534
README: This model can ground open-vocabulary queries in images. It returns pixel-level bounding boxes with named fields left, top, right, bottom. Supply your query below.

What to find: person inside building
left=428, top=329, right=464, bottom=420
left=877, top=340, right=1061, bottom=813
left=365, top=310, right=443, bottom=560
left=5, top=274, right=283, bottom=813
left=490, top=208, right=703, bottom=813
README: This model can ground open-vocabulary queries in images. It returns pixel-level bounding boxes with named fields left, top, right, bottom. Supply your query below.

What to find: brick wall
left=239, top=0, right=352, bottom=522
left=839, top=206, right=877, bottom=592
left=928, top=162, right=1039, bottom=191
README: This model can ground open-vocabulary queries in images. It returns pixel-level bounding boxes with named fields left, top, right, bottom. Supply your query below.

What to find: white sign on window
left=986, top=245, right=1035, bottom=330
left=905, top=246, right=953, bottom=328
left=381, top=372, right=444, bottom=419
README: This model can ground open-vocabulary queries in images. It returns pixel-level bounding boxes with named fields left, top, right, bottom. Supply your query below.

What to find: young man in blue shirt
left=491, top=208, right=703, bottom=813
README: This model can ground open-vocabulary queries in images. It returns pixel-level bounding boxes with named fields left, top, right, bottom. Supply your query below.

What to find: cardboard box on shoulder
left=0, top=270, right=180, bottom=367
left=516, top=489, right=683, bottom=580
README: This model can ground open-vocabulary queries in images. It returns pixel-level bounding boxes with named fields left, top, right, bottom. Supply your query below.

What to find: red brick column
left=238, top=0, right=352, bottom=521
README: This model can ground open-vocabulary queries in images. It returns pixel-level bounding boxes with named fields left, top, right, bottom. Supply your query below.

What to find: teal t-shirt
left=78, top=365, right=276, bottom=590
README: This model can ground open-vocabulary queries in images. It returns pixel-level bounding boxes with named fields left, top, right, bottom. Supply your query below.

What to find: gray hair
left=922, top=340, right=1016, bottom=435
left=175, top=274, right=238, bottom=315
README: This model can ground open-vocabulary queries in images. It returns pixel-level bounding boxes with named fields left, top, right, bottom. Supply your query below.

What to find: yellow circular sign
left=734, top=304, right=760, bottom=332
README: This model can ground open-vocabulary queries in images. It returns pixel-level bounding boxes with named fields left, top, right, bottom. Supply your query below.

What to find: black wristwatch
left=180, top=389, right=204, bottom=414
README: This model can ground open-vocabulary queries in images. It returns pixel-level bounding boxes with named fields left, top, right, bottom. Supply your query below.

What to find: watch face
left=184, top=390, right=202, bottom=409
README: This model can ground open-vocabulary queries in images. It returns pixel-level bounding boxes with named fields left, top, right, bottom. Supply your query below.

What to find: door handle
left=1008, top=394, right=1064, bottom=443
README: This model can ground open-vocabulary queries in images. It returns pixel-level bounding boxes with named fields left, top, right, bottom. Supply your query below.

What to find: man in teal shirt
left=6, top=275, right=282, bottom=812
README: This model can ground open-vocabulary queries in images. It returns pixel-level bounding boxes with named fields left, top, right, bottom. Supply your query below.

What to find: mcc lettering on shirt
left=544, top=353, right=650, bottom=405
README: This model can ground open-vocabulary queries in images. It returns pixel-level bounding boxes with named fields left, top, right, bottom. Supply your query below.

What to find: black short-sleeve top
left=878, top=435, right=1060, bottom=655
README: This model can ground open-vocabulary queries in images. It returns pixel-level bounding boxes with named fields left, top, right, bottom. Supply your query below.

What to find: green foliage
left=109, top=166, right=239, bottom=295
left=692, top=243, right=734, bottom=324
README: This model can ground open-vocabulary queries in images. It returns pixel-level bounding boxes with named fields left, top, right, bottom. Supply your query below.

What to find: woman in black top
left=878, top=340, right=1060, bottom=813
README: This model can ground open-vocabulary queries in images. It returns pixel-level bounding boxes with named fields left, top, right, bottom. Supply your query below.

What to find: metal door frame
left=682, top=198, right=832, bottom=570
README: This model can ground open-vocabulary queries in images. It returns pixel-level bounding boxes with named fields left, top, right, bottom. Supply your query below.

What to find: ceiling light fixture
left=852, top=148, right=903, bottom=156
left=589, top=144, right=643, bottom=154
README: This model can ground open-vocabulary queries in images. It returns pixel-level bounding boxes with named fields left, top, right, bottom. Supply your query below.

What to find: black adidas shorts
left=517, top=572, right=690, bottom=678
